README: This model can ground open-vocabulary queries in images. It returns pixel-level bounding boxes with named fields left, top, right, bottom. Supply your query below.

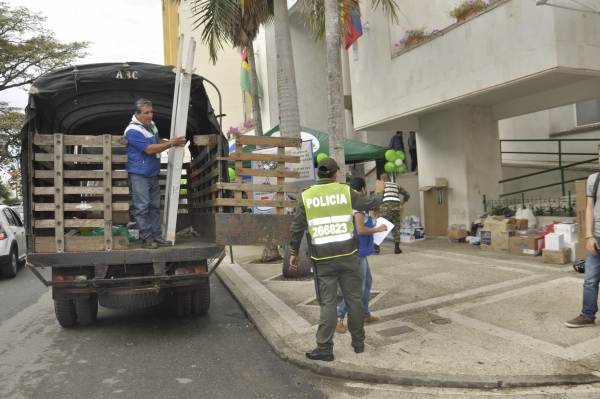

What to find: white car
left=9, top=202, right=24, bottom=220
left=0, top=205, right=26, bottom=278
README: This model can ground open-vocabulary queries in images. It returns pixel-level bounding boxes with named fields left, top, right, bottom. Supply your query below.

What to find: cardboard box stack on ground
left=542, top=248, right=572, bottom=264
left=555, top=223, right=579, bottom=262
left=509, top=235, right=544, bottom=257
left=576, top=179, right=587, bottom=261
left=419, top=178, right=448, bottom=236
left=400, top=216, right=425, bottom=243
left=480, top=216, right=516, bottom=253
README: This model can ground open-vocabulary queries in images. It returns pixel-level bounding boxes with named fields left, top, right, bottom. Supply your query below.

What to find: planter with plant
left=395, top=28, right=439, bottom=49
left=226, top=119, right=255, bottom=140
left=449, top=0, right=489, bottom=22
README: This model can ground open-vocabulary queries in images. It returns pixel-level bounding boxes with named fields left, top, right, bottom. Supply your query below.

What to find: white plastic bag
left=515, top=207, right=537, bottom=229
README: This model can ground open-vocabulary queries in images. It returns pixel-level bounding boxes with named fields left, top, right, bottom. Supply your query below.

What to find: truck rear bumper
left=28, top=249, right=226, bottom=289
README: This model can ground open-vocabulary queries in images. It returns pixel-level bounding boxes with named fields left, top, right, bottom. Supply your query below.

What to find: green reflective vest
left=302, top=183, right=357, bottom=260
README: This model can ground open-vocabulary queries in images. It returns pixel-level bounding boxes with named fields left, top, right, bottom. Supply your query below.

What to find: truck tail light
left=174, top=266, right=206, bottom=275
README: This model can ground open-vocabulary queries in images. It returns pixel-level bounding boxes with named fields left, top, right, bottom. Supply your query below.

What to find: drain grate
left=432, top=318, right=452, bottom=325
left=376, top=326, right=415, bottom=337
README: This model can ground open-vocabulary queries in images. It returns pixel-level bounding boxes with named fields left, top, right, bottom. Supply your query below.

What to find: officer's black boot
left=394, top=242, right=402, bottom=254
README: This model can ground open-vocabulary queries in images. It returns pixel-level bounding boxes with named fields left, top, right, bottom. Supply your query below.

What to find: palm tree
left=303, top=0, right=399, bottom=182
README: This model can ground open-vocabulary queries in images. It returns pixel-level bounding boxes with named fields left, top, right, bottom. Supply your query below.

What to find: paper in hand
left=373, top=217, right=394, bottom=246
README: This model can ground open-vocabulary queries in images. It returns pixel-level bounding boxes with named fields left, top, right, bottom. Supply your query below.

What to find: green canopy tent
left=228, top=125, right=389, bottom=169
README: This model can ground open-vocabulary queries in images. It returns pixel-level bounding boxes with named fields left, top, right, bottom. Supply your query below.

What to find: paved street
left=5, top=249, right=600, bottom=398
left=0, top=266, right=323, bottom=399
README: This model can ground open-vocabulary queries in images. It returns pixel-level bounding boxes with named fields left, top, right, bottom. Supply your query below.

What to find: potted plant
left=449, top=0, right=489, bottom=22
left=226, top=126, right=241, bottom=140
left=395, top=28, right=428, bottom=48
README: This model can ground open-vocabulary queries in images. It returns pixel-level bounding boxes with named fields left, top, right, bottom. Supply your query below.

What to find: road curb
left=214, top=266, right=600, bottom=389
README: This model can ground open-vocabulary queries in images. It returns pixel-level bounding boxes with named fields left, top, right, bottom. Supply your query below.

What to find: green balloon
left=396, top=150, right=405, bottom=161
left=385, top=149, right=397, bottom=162
left=396, top=164, right=407, bottom=174
left=384, top=162, right=396, bottom=173
left=228, top=167, right=236, bottom=181
left=316, top=153, right=328, bottom=163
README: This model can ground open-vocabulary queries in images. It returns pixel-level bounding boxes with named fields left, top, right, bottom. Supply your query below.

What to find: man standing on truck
left=289, top=158, right=385, bottom=361
left=124, top=98, right=187, bottom=249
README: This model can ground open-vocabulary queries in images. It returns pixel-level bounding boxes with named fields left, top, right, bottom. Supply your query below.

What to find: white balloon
left=395, top=159, right=403, bottom=166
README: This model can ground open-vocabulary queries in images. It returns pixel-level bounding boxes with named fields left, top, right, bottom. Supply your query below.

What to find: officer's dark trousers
left=315, top=253, right=365, bottom=354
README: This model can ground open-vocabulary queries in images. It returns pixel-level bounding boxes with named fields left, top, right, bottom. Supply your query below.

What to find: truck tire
left=1, top=249, right=17, bottom=279
left=192, top=284, right=210, bottom=314
left=174, top=291, right=192, bottom=316
left=54, top=299, right=77, bottom=327
left=98, top=290, right=166, bottom=309
left=75, top=294, right=99, bottom=325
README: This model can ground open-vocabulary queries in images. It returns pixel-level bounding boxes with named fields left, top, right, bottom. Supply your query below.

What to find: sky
left=1, top=0, right=164, bottom=110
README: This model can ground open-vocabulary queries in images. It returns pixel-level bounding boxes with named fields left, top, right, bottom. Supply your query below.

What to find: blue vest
left=125, top=128, right=161, bottom=177
left=355, top=212, right=375, bottom=257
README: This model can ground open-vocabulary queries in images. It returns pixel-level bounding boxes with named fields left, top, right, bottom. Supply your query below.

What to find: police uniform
left=290, top=158, right=383, bottom=359
left=378, top=181, right=410, bottom=254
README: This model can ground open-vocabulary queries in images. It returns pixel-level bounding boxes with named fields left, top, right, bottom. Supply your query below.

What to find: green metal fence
left=483, top=194, right=575, bottom=217
left=499, top=138, right=598, bottom=198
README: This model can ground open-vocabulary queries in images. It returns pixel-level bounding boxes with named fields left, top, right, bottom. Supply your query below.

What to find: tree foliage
left=0, top=1, right=90, bottom=92
left=0, top=179, right=11, bottom=203
left=0, top=102, right=22, bottom=170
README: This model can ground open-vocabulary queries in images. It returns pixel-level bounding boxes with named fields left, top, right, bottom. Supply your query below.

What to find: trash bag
left=84, top=226, right=136, bottom=242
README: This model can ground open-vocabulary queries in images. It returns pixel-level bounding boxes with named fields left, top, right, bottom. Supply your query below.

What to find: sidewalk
left=214, top=238, right=600, bottom=389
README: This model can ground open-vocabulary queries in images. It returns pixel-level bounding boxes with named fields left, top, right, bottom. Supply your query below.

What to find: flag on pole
left=343, top=2, right=363, bottom=51
left=240, top=47, right=263, bottom=96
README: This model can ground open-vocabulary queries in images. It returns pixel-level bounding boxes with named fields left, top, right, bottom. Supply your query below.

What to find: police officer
left=289, top=158, right=385, bottom=361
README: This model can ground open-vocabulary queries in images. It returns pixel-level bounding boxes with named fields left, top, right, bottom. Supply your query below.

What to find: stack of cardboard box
left=542, top=231, right=573, bottom=264
left=480, top=216, right=516, bottom=253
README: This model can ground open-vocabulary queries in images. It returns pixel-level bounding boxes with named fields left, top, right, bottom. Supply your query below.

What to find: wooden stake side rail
left=190, top=135, right=302, bottom=215
left=33, top=134, right=128, bottom=147
left=31, top=133, right=136, bottom=253
left=31, top=133, right=195, bottom=253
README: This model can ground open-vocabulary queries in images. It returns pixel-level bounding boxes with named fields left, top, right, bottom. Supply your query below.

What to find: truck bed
left=27, top=236, right=224, bottom=268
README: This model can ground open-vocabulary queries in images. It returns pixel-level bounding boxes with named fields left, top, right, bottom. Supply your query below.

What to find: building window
left=575, top=98, right=600, bottom=127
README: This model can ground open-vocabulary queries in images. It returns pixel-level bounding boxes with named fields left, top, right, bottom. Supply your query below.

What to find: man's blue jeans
left=582, top=238, right=600, bottom=321
left=338, top=256, right=372, bottom=319
left=127, top=173, right=161, bottom=240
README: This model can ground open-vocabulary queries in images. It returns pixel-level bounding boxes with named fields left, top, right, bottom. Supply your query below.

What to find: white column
left=418, top=105, right=501, bottom=227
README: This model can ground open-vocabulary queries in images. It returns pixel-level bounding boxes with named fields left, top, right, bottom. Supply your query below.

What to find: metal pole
left=483, top=194, right=486, bottom=213
left=229, top=245, right=234, bottom=263
left=521, top=192, right=525, bottom=209
left=559, top=140, right=565, bottom=196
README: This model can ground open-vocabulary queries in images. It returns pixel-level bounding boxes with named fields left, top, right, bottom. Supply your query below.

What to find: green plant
left=533, top=205, right=547, bottom=216
left=449, top=0, right=488, bottom=19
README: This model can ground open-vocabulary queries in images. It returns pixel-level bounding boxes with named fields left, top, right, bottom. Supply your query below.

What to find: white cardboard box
left=564, top=241, right=579, bottom=262
left=561, top=231, right=578, bottom=243
left=545, top=233, right=565, bottom=250
left=554, top=223, right=577, bottom=233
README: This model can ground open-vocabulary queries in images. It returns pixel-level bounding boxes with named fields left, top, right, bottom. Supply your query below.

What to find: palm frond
left=188, top=0, right=240, bottom=64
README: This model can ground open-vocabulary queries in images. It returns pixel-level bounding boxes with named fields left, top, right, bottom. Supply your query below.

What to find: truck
left=21, top=62, right=299, bottom=327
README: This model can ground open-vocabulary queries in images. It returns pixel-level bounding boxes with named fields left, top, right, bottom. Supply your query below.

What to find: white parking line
left=376, top=274, right=544, bottom=317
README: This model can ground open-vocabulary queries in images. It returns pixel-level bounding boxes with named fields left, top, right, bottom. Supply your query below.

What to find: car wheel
left=192, top=284, right=210, bottom=315
left=54, top=299, right=77, bottom=327
left=1, top=250, right=17, bottom=279
left=174, top=291, right=192, bottom=316
left=75, top=294, right=99, bottom=325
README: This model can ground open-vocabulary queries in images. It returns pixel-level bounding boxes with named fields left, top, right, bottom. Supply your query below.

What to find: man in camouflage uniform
left=376, top=173, right=410, bottom=254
